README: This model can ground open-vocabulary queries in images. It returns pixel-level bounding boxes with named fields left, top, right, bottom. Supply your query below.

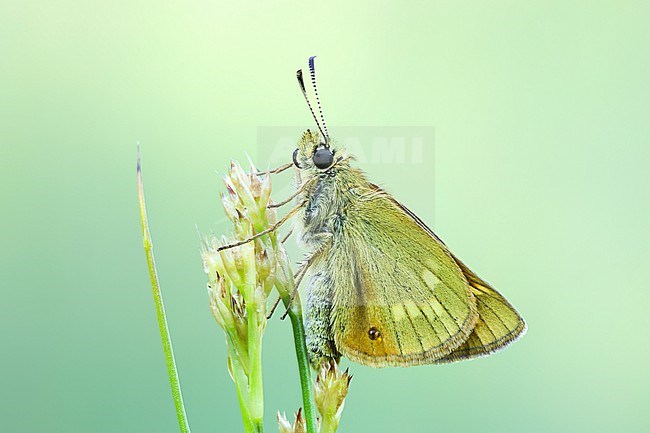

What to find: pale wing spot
left=404, top=300, right=421, bottom=319
left=392, top=304, right=407, bottom=322
left=422, top=269, right=439, bottom=290
left=420, top=303, right=437, bottom=325
left=428, top=297, right=445, bottom=317
left=420, top=301, right=451, bottom=342
left=427, top=294, right=460, bottom=336
left=404, top=300, right=436, bottom=351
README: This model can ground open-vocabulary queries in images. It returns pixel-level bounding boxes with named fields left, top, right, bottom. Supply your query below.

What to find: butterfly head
left=293, top=130, right=335, bottom=171
left=294, top=57, right=339, bottom=172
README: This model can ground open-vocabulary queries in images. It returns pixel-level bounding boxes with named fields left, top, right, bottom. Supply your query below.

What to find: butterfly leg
left=256, top=162, right=293, bottom=176
left=217, top=200, right=307, bottom=251
left=267, top=233, right=327, bottom=319
left=277, top=250, right=322, bottom=320
left=267, top=254, right=316, bottom=320
left=268, top=177, right=317, bottom=209
left=266, top=294, right=283, bottom=320
left=281, top=229, right=294, bottom=244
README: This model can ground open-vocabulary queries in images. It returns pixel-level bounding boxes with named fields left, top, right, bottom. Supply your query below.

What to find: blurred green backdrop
left=2, top=1, right=649, bottom=432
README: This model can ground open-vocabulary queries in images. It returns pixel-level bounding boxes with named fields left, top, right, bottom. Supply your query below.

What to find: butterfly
left=225, top=57, right=526, bottom=367
left=288, top=57, right=526, bottom=367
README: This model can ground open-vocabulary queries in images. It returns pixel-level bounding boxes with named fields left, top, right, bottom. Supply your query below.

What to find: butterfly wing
left=329, top=189, right=479, bottom=367
left=433, top=258, right=527, bottom=363
left=391, top=198, right=527, bottom=363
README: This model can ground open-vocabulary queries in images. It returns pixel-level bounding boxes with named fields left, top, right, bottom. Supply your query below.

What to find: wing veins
left=476, top=296, right=510, bottom=336
left=414, top=273, right=454, bottom=339
left=393, top=267, right=446, bottom=350
left=415, top=272, right=468, bottom=338
left=362, top=256, right=405, bottom=357
left=401, top=284, right=426, bottom=353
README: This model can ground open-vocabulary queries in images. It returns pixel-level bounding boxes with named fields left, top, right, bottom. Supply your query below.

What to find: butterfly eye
left=313, top=147, right=334, bottom=169
left=368, top=327, right=381, bottom=341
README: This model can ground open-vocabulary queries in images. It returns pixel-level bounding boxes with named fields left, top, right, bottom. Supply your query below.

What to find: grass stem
left=137, top=147, right=192, bottom=433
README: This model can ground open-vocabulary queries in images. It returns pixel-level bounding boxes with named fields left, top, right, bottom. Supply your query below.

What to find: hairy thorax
left=295, top=164, right=363, bottom=251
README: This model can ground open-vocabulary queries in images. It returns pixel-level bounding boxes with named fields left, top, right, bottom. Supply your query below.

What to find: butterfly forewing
left=330, top=189, right=479, bottom=367
left=389, top=197, right=526, bottom=363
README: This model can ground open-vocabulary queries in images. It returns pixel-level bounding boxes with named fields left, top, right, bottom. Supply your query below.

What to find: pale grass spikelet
left=278, top=412, right=293, bottom=433
left=313, top=361, right=352, bottom=433
left=277, top=409, right=306, bottom=433
left=202, top=158, right=334, bottom=433
left=201, top=160, right=278, bottom=432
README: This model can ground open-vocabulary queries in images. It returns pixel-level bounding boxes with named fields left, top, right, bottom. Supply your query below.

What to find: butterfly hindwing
left=434, top=258, right=527, bottom=363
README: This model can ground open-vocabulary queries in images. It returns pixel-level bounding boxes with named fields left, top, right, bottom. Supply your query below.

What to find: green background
left=2, top=1, right=649, bottom=432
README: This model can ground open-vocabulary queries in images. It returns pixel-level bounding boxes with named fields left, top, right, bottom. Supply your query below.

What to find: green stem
left=137, top=149, right=192, bottom=433
left=271, top=236, right=318, bottom=433
left=286, top=306, right=318, bottom=433
left=228, top=344, right=256, bottom=433
left=246, top=296, right=265, bottom=432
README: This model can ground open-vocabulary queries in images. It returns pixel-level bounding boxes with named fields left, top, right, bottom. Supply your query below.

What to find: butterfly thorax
left=295, top=156, right=368, bottom=251
left=291, top=130, right=368, bottom=251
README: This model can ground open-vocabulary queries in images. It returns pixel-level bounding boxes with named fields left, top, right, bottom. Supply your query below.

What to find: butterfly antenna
left=297, top=68, right=328, bottom=141
left=308, top=56, right=330, bottom=144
